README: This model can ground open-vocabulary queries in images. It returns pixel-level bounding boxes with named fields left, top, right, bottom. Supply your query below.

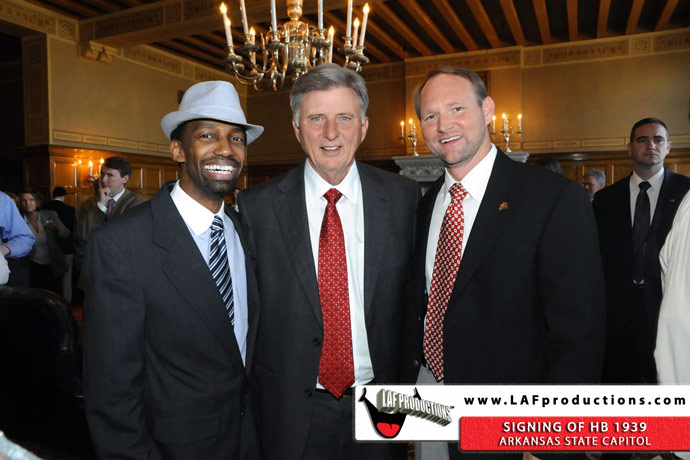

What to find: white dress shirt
left=304, top=160, right=373, bottom=387
left=170, top=181, right=249, bottom=364
left=425, top=145, right=497, bottom=292
left=629, top=168, right=664, bottom=226
left=96, top=187, right=126, bottom=214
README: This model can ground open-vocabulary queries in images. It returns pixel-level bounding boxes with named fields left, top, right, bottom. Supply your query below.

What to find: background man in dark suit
left=593, top=117, right=690, bottom=384
left=401, top=67, right=605, bottom=460
left=84, top=81, right=264, bottom=460
left=42, top=186, right=76, bottom=301
left=239, top=64, right=418, bottom=460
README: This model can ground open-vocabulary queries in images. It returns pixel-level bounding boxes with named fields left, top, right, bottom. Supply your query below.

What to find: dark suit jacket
left=83, top=182, right=261, bottom=460
left=42, top=199, right=76, bottom=254
left=401, top=151, right=606, bottom=460
left=238, top=161, right=418, bottom=460
left=592, top=168, right=690, bottom=382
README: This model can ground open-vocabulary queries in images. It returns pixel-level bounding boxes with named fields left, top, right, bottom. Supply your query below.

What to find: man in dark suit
left=593, top=117, right=690, bottom=384
left=83, top=81, right=264, bottom=460
left=400, top=67, right=605, bottom=460
left=239, top=64, right=418, bottom=460
left=42, top=186, right=77, bottom=301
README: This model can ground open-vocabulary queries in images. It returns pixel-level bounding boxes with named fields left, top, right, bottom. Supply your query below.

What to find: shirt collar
left=170, top=181, right=225, bottom=236
left=442, top=144, right=497, bottom=202
left=111, top=188, right=126, bottom=202
left=631, top=167, right=664, bottom=191
left=304, top=159, right=360, bottom=206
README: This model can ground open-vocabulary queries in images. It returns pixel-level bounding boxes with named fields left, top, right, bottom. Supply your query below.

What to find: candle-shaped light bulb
left=492, top=115, right=496, bottom=132
left=100, top=158, right=104, bottom=165
left=502, top=113, right=507, bottom=131
left=270, top=0, right=277, bottom=33
left=73, top=163, right=77, bottom=186
left=239, top=0, right=249, bottom=35
left=400, top=121, right=405, bottom=138
left=518, top=113, right=523, bottom=131
left=346, top=0, right=353, bottom=38
left=353, top=18, right=360, bottom=49
left=318, top=0, right=323, bottom=30
left=360, top=4, right=370, bottom=46
left=220, top=3, right=233, bottom=48
left=409, top=118, right=415, bottom=135
left=328, top=26, right=334, bottom=62
left=88, top=160, right=93, bottom=176
left=249, top=27, right=256, bottom=45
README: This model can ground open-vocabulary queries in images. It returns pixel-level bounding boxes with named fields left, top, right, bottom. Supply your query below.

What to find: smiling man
left=239, top=64, right=418, bottom=460
left=400, top=67, right=606, bottom=460
left=83, top=81, right=264, bottom=460
left=593, top=118, right=690, bottom=387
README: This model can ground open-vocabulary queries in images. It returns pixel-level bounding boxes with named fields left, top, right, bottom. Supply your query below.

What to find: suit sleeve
left=538, top=181, right=606, bottom=383
left=83, top=227, right=150, bottom=459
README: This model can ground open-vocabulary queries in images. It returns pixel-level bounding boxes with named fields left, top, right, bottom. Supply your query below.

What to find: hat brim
left=161, top=110, right=264, bottom=145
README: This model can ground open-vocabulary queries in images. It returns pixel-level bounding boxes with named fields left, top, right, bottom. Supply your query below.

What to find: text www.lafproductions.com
left=463, top=394, right=686, bottom=408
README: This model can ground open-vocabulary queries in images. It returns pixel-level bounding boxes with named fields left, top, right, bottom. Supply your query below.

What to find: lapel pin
left=499, top=202, right=509, bottom=211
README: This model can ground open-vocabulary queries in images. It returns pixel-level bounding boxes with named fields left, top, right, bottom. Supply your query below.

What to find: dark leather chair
left=0, top=286, right=91, bottom=456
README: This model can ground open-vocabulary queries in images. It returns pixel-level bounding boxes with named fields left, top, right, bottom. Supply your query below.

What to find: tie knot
left=639, top=181, right=651, bottom=192
left=449, top=183, right=467, bottom=201
left=324, top=188, right=343, bottom=205
left=211, top=215, right=224, bottom=233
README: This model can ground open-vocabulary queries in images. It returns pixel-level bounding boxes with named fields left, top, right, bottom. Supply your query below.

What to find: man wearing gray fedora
left=83, top=81, right=264, bottom=460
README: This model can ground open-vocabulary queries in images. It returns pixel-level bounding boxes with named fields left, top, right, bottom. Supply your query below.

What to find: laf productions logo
left=359, top=387, right=454, bottom=439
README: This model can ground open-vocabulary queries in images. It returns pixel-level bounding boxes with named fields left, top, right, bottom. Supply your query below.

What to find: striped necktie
left=210, top=215, right=234, bottom=325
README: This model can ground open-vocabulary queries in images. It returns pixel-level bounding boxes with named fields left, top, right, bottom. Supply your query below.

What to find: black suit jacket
left=83, top=181, right=261, bottom=460
left=239, top=161, right=418, bottom=460
left=401, top=151, right=606, bottom=460
left=592, top=168, right=690, bottom=382
left=42, top=199, right=76, bottom=254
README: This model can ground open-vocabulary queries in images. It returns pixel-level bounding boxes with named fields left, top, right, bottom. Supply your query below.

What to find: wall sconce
left=491, top=113, right=524, bottom=152
left=399, top=118, right=419, bottom=156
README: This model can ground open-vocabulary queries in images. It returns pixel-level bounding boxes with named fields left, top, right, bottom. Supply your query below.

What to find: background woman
left=19, top=187, right=69, bottom=292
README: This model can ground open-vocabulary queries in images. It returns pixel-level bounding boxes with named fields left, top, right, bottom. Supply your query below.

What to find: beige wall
left=2, top=0, right=688, bottom=164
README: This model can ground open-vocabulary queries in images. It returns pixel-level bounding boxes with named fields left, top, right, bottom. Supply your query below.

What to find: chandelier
left=219, top=0, right=370, bottom=91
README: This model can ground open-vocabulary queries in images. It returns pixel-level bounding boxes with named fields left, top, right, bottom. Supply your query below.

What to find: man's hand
left=98, top=187, right=111, bottom=205
left=0, top=244, right=9, bottom=256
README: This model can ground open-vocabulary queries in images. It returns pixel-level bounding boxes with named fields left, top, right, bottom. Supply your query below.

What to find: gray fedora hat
left=161, top=80, right=264, bottom=144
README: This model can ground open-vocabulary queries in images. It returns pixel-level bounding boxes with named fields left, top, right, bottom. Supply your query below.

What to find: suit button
left=240, top=411, right=245, bottom=417
left=313, top=338, right=321, bottom=346
left=413, top=360, right=420, bottom=368
left=417, top=315, right=422, bottom=322
left=305, top=388, right=313, bottom=397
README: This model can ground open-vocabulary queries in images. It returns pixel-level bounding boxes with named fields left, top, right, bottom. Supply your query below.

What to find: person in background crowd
left=75, top=156, right=146, bottom=246
left=401, top=66, right=605, bottom=460
left=239, top=64, right=417, bottom=460
left=0, top=190, right=34, bottom=260
left=583, top=168, right=606, bottom=201
left=84, top=80, right=264, bottom=460
left=534, top=156, right=563, bottom=175
left=18, top=187, right=69, bottom=292
left=593, top=117, right=690, bottom=386
left=42, top=186, right=77, bottom=301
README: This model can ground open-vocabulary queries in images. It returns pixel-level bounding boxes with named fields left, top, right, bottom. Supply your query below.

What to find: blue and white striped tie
left=209, top=216, right=234, bottom=325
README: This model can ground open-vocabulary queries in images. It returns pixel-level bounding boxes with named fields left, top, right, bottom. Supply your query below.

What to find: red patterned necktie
left=106, top=198, right=115, bottom=219
left=424, top=182, right=468, bottom=381
left=317, top=188, right=355, bottom=398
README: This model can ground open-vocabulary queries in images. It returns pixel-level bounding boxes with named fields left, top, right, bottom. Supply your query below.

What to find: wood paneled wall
left=20, top=145, right=178, bottom=209
left=529, top=148, right=690, bottom=186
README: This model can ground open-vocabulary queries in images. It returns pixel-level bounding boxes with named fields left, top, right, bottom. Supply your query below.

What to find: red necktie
left=317, top=188, right=355, bottom=398
left=424, top=182, right=468, bottom=381
left=106, top=198, right=115, bottom=219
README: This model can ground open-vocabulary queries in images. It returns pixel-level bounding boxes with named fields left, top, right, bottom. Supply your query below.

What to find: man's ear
left=122, top=174, right=130, bottom=185
left=170, top=139, right=186, bottom=163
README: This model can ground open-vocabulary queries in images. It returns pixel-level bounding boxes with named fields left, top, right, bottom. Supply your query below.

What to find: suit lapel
left=651, top=168, right=678, bottom=244
left=272, top=164, right=323, bottom=323
left=227, top=206, right=259, bottom=370
left=413, top=176, right=443, bottom=317
left=359, top=163, right=390, bottom=317
left=151, top=184, right=244, bottom=367
left=447, top=151, right=518, bottom=309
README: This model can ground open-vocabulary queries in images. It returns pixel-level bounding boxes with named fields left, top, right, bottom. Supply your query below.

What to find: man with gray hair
left=583, top=168, right=606, bottom=201
left=240, top=64, right=418, bottom=459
